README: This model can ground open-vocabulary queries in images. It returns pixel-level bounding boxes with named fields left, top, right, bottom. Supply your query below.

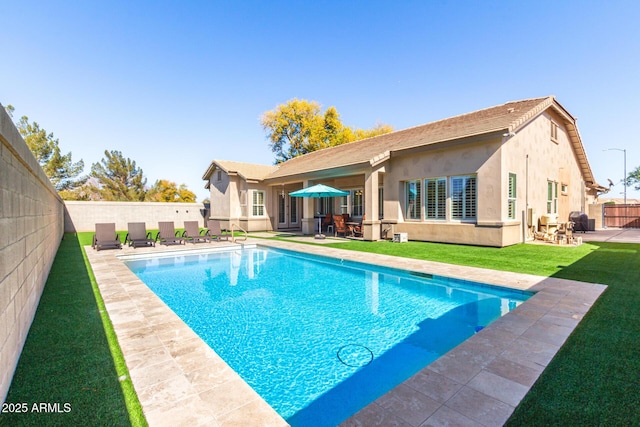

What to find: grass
left=3, top=232, right=639, bottom=425
left=0, top=233, right=146, bottom=427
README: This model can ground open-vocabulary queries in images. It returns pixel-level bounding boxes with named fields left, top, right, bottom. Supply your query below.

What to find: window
left=351, top=189, right=364, bottom=217
left=378, top=187, right=384, bottom=218
left=425, top=178, right=446, bottom=220
left=547, top=181, right=558, bottom=214
left=451, top=176, right=477, bottom=220
left=340, top=195, right=349, bottom=214
left=508, top=173, right=517, bottom=220
left=405, top=180, right=421, bottom=220
left=550, top=121, right=559, bottom=142
left=318, top=197, right=332, bottom=215
left=217, top=170, right=222, bottom=181
left=252, top=190, right=265, bottom=216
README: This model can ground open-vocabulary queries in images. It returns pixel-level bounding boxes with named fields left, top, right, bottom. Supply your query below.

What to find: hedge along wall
left=0, top=104, right=65, bottom=403
left=64, top=201, right=208, bottom=233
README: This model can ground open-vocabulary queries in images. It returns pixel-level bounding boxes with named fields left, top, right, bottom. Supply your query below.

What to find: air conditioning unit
left=393, top=232, right=408, bottom=243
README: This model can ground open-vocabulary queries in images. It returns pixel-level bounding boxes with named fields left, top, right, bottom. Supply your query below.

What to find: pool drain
left=337, top=344, right=374, bottom=367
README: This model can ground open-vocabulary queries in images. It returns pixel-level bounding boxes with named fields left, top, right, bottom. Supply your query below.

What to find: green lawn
left=0, top=233, right=146, bottom=427
left=2, top=233, right=639, bottom=425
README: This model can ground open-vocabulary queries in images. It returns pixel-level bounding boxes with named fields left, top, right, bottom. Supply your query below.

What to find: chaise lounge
left=125, top=222, right=156, bottom=248
left=92, top=223, right=122, bottom=251
left=156, top=221, right=185, bottom=245
left=202, top=219, right=230, bottom=242
left=183, top=221, right=211, bottom=243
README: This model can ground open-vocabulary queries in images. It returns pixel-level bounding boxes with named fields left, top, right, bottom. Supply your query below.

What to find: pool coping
left=84, top=239, right=606, bottom=427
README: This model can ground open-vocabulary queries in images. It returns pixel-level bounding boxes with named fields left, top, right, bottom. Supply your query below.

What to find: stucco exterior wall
left=208, top=170, right=273, bottom=232
left=0, top=105, right=64, bottom=403
left=64, top=201, right=207, bottom=233
left=208, top=170, right=232, bottom=220
left=384, top=138, right=510, bottom=246
left=503, top=112, right=588, bottom=227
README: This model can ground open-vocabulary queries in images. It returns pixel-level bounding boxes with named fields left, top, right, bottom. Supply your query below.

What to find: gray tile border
left=84, top=238, right=606, bottom=427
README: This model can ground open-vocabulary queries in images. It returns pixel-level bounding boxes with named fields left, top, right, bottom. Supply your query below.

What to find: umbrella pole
left=315, top=216, right=325, bottom=239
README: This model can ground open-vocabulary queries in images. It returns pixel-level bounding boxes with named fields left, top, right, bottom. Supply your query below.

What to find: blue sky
left=2, top=0, right=639, bottom=201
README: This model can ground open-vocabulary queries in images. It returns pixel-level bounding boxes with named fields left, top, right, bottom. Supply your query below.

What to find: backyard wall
left=64, top=201, right=208, bottom=233
left=0, top=104, right=65, bottom=403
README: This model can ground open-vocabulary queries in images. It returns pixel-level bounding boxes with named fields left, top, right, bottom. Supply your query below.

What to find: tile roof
left=202, top=96, right=600, bottom=189
left=267, top=96, right=554, bottom=179
left=202, top=160, right=278, bottom=183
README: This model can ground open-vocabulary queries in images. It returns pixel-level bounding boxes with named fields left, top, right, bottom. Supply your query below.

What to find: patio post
left=364, top=168, right=382, bottom=240
left=300, top=180, right=316, bottom=235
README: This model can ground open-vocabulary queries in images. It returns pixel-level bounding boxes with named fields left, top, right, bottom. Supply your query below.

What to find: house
left=202, top=96, right=604, bottom=247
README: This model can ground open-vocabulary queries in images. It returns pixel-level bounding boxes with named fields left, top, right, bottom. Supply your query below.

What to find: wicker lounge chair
left=202, top=219, right=230, bottom=241
left=92, top=223, right=122, bottom=251
left=156, top=221, right=185, bottom=245
left=125, top=222, right=155, bottom=248
left=183, top=221, right=211, bottom=243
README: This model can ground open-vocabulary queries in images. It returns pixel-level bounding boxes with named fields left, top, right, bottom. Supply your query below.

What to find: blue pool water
left=125, top=246, right=530, bottom=426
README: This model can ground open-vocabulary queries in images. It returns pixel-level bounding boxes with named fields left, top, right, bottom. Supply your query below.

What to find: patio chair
left=92, top=223, right=122, bottom=251
left=156, top=221, right=185, bottom=245
left=349, top=214, right=365, bottom=238
left=202, top=219, right=230, bottom=241
left=333, top=215, right=350, bottom=237
left=183, top=221, right=211, bottom=243
left=321, top=214, right=333, bottom=235
left=125, top=222, right=155, bottom=248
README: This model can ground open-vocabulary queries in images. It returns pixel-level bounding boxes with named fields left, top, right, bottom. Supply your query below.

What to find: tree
left=261, top=99, right=393, bottom=163
left=353, top=122, right=395, bottom=140
left=146, top=179, right=197, bottom=202
left=261, top=99, right=323, bottom=163
left=90, top=150, right=147, bottom=201
left=5, top=105, right=86, bottom=193
left=628, top=165, right=640, bottom=190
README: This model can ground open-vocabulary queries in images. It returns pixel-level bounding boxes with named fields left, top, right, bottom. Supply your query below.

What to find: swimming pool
left=124, top=246, right=530, bottom=426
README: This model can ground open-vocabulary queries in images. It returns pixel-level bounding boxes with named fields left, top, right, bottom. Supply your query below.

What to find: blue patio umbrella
left=289, top=184, right=349, bottom=237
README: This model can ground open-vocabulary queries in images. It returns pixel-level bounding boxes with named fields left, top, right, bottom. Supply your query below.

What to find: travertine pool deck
left=85, top=238, right=606, bottom=427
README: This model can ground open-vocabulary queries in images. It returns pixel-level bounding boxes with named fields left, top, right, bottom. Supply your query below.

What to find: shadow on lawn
left=0, top=235, right=132, bottom=427
left=507, top=241, right=640, bottom=425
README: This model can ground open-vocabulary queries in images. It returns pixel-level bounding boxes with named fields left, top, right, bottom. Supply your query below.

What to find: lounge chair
left=156, top=221, right=185, bottom=245
left=92, top=223, right=122, bottom=251
left=125, top=222, right=155, bottom=248
left=202, top=219, right=230, bottom=241
left=183, top=221, right=211, bottom=243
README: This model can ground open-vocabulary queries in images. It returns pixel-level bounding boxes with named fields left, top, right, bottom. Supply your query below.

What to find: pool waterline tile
left=84, top=238, right=606, bottom=427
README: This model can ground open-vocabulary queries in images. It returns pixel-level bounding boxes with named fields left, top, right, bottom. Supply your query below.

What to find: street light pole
left=604, top=148, right=627, bottom=205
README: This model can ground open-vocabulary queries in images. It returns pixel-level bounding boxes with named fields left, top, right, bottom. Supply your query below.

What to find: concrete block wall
left=0, top=105, right=64, bottom=403
left=64, top=201, right=208, bottom=233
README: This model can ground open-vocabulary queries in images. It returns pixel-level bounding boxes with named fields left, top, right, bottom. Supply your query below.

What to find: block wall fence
left=0, top=105, right=65, bottom=403
left=64, top=201, right=207, bottom=233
